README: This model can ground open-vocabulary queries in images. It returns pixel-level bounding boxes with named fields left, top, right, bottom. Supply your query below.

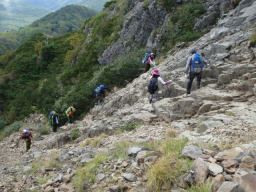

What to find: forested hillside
left=0, top=0, right=48, bottom=32
left=0, top=5, right=96, bottom=55
left=0, top=0, right=208, bottom=133
left=0, top=0, right=109, bottom=32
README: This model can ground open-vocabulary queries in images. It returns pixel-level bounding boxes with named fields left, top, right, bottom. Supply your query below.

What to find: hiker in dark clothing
left=49, top=111, right=59, bottom=132
left=185, top=48, right=208, bottom=95
left=94, top=85, right=108, bottom=105
left=21, top=130, right=32, bottom=151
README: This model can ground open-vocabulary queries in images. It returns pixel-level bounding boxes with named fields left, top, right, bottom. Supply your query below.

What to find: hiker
left=66, top=106, right=75, bottom=124
left=148, top=69, right=170, bottom=103
left=49, top=111, right=59, bottom=132
left=21, top=129, right=32, bottom=152
left=142, top=52, right=156, bottom=72
left=94, top=85, right=107, bottom=105
left=185, top=48, right=208, bottom=95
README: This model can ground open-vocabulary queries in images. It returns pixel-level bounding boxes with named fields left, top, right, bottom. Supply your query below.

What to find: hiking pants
left=149, top=91, right=158, bottom=103
left=68, top=116, right=73, bottom=124
left=96, top=94, right=104, bottom=105
left=26, top=139, right=31, bottom=151
left=145, top=63, right=150, bottom=72
left=186, top=71, right=202, bottom=94
left=52, top=124, right=57, bottom=132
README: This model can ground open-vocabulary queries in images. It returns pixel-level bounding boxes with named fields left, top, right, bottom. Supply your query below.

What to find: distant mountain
left=0, top=5, right=96, bottom=55
left=0, top=1, right=49, bottom=32
left=0, top=0, right=110, bottom=32
left=27, top=0, right=110, bottom=12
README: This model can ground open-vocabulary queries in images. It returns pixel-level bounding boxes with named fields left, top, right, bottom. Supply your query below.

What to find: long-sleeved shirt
left=185, top=54, right=208, bottom=74
left=147, top=57, right=156, bottom=67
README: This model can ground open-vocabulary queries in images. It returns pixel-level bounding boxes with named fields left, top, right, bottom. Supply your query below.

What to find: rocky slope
left=1, top=0, right=256, bottom=191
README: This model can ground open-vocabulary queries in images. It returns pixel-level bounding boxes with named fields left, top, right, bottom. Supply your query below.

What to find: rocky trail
left=1, top=0, right=256, bottom=191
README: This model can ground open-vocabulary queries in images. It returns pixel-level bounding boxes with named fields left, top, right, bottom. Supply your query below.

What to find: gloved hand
left=185, top=74, right=188, bottom=79
left=165, top=81, right=169, bottom=85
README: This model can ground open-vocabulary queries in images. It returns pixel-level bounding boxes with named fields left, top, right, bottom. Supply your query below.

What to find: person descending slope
left=49, top=111, right=59, bottom=132
left=148, top=69, right=170, bottom=103
left=185, top=48, right=208, bottom=95
left=94, top=85, right=108, bottom=105
left=142, top=52, right=156, bottom=72
left=21, top=129, right=32, bottom=152
left=66, top=106, right=75, bottom=124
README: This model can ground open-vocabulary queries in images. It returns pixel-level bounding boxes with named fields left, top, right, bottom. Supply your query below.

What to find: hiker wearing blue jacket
left=94, top=85, right=108, bottom=105
left=185, top=48, right=208, bottom=95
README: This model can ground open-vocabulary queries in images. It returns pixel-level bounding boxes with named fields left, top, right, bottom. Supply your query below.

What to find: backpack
left=94, top=86, right=101, bottom=96
left=191, top=53, right=202, bottom=73
left=22, top=131, right=31, bottom=140
left=142, top=52, right=151, bottom=64
left=49, top=111, right=55, bottom=120
left=148, top=77, right=158, bottom=94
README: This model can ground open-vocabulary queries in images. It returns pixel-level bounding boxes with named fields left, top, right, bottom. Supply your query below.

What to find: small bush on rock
left=71, top=128, right=80, bottom=140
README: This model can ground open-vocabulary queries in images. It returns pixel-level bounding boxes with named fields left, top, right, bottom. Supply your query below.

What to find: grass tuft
left=72, top=153, right=107, bottom=192
left=81, top=133, right=107, bottom=148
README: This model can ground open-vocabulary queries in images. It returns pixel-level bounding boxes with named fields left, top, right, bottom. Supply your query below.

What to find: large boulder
left=192, top=158, right=209, bottom=184
left=182, top=145, right=203, bottom=160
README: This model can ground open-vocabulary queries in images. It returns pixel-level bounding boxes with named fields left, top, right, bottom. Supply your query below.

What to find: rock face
left=98, top=0, right=168, bottom=65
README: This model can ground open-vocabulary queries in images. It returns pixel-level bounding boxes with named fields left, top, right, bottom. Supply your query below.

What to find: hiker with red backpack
left=185, top=48, right=208, bottom=95
left=148, top=69, right=170, bottom=103
left=142, top=52, right=156, bottom=72
left=21, top=129, right=33, bottom=152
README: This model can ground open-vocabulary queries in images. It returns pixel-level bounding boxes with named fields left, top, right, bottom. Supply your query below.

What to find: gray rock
left=215, top=147, right=244, bottom=161
left=127, top=146, right=144, bottom=157
left=208, top=163, right=223, bottom=176
left=182, top=145, right=203, bottom=159
left=238, top=173, right=256, bottom=192
left=23, top=166, right=32, bottom=172
left=95, top=173, right=105, bottom=183
left=122, top=173, right=136, bottom=182
left=197, top=120, right=223, bottom=133
left=192, top=158, right=209, bottom=184
left=217, top=182, right=243, bottom=192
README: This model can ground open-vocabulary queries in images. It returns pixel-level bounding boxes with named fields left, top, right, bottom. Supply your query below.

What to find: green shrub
left=160, top=1, right=205, bottom=52
left=161, top=0, right=177, bottom=11
left=0, top=121, right=23, bottom=137
left=249, top=32, right=256, bottom=47
left=0, top=118, right=7, bottom=131
left=120, top=121, right=137, bottom=132
left=188, top=183, right=212, bottom=192
left=233, top=0, right=241, bottom=6
left=71, top=128, right=80, bottom=140
left=39, top=127, right=49, bottom=135
left=104, top=0, right=117, bottom=9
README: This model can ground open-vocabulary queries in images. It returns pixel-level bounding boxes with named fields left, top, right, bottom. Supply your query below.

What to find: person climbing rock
left=148, top=69, right=170, bottom=103
left=21, top=129, right=32, bottom=152
left=94, top=85, right=108, bottom=105
left=142, top=52, right=156, bottom=72
left=66, top=106, right=75, bottom=124
left=49, top=111, right=59, bottom=132
left=185, top=48, right=208, bottom=95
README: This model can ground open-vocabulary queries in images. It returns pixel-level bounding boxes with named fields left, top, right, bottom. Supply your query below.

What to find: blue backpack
left=191, top=53, right=202, bottom=72
left=142, top=52, right=151, bottom=64
left=94, top=87, right=101, bottom=96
